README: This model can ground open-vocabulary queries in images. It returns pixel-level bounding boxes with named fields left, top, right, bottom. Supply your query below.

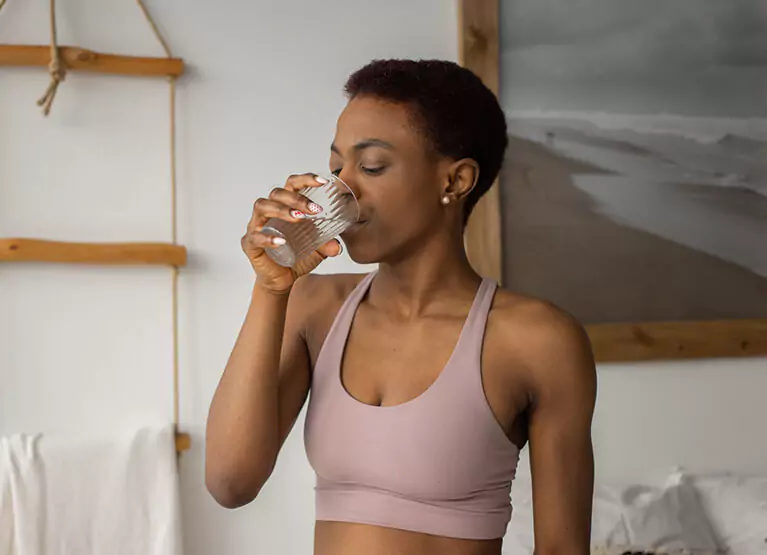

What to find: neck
left=370, top=226, right=481, bottom=318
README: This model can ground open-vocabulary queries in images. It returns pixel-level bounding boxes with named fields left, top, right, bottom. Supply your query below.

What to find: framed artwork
left=458, top=0, right=767, bottom=361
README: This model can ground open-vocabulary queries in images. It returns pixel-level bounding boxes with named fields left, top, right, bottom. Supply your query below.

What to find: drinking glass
left=262, top=175, right=359, bottom=267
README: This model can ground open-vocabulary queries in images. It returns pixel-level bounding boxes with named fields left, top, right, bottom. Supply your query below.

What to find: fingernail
left=337, top=241, right=344, bottom=255
left=308, top=202, right=323, bottom=214
left=290, top=209, right=306, bottom=219
left=272, top=237, right=286, bottom=246
left=314, top=176, right=329, bottom=184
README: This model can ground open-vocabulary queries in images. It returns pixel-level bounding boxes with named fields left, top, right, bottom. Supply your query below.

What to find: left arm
left=524, top=309, right=597, bottom=555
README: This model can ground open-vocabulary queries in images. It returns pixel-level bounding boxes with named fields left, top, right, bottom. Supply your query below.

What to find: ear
left=442, top=158, right=480, bottom=204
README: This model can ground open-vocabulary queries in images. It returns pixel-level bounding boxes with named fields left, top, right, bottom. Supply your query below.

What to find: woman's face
left=331, top=95, right=454, bottom=265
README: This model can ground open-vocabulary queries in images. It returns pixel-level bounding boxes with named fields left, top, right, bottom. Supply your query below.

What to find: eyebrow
left=330, top=138, right=395, bottom=155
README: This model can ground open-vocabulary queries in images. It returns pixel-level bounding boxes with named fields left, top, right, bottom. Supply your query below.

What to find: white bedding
left=690, top=471, right=767, bottom=555
left=504, top=469, right=767, bottom=555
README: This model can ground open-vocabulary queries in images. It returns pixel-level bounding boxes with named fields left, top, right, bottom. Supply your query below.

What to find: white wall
left=1, top=1, right=765, bottom=554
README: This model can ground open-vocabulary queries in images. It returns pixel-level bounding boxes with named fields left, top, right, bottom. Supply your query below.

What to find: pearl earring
left=441, top=195, right=451, bottom=205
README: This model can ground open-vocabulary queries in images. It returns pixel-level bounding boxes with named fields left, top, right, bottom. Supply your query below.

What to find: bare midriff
left=314, top=521, right=503, bottom=555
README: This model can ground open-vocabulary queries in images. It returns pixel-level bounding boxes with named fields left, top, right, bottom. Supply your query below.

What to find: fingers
left=284, top=173, right=329, bottom=193
left=241, top=228, right=286, bottom=253
left=242, top=234, right=343, bottom=277
left=249, top=176, right=327, bottom=229
left=267, top=187, right=324, bottom=219
left=248, top=198, right=296, bottom=229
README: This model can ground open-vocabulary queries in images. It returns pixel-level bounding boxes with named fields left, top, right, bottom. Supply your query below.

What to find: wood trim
left=0, top=44, right=184, bottom=77
left=175, top=432, right=191, bottom=453
left=587, top=319, right=767, bottom=362
left=457, top=0, right=499, bottom=94
left=0, top=238, right=187, bottom=266
left=457, top=0, right=767, bottom=362
left=457, top=0, right=502, bottom=283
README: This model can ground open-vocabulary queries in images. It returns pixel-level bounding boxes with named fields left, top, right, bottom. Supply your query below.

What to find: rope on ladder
left=37, top=0, right=66, bottom=116
left=136, top=0, right=181, bottom=431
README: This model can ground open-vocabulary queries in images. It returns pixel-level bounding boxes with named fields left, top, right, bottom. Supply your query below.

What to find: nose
left=335, top=171, right=361, bottom=201
left=333, top=173, right=362, bottom=222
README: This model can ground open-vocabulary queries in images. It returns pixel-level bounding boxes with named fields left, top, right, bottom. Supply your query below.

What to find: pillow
left=610, top=471, right=719, bottom=553
left=688, top=471, right=767, bottom=555
left=505, top=471, right=718, bottom=555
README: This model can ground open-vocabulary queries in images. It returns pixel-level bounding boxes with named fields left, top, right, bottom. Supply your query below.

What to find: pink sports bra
left=304, top=272, right=520, bottom=540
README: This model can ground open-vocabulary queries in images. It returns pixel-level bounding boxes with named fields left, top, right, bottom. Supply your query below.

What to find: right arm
left=205, top=174, right=341, bottom=508
left=204, top=279, right=311, bottom=508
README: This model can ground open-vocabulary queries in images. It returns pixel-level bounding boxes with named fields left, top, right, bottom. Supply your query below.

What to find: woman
left=206, top=59, right=596, bottom=555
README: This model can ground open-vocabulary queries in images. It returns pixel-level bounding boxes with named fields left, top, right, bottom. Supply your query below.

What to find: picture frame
left=457, top=0, right=767, bottom=362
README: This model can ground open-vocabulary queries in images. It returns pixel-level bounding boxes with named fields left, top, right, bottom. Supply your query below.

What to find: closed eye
left=362, top=166, right=385, bottom=175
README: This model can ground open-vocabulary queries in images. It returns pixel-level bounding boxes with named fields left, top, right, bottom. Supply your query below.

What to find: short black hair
left=344, top=59, right=508, bottom=223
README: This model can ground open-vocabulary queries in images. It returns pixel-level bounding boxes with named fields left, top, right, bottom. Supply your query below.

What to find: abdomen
left=314, top=521, right=503, bottom=555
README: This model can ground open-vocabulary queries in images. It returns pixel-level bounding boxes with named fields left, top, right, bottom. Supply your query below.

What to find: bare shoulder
left=490, top=289, right=590, bottom=350
left=289, top=272, right=370, bottom=357
left=488, top=289, right=596, bottom=393
left=291, top=272, right=368, bottom=308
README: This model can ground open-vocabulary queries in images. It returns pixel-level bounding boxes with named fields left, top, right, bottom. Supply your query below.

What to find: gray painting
left=499, top=0, right=767, bottom=324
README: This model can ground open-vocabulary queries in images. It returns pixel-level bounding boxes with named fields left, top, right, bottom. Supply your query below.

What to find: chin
left=342, top=227, right=387, bottom=265
left=344, top=243, right=382, bottom=265
left=341, top=220, right=419, bottom=266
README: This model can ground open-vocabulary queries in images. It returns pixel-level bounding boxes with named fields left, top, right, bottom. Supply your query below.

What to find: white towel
left=0, top=425, right=182, bottom=555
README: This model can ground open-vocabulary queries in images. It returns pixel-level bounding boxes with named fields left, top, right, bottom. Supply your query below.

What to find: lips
left=343, top=220, right=368, bottom=235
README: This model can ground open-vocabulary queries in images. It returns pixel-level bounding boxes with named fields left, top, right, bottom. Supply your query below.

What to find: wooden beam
left=175, top=432, right=191, bottom=453
left=457, top=0, right=499, bottom=95
left=587, top=319, right=767, bottom=362
left=457, top=0, right=503, bottom=283
left=0, top=238, right=187, bottom=266
left=0, top=44, right=184, bottom=77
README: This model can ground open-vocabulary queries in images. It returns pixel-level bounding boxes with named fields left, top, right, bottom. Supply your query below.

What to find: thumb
left=291, top=240, right=344, bottom=278
left=316, top=239, right=343, bottom=259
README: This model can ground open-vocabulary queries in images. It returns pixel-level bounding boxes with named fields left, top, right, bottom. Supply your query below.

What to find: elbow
left=206, top=478, right=257, bottom=509
left=205, top=459, right=274, bottom=509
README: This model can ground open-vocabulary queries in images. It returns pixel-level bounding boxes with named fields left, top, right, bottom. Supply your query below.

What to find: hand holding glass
left=261, top=175, right=359, bottom=267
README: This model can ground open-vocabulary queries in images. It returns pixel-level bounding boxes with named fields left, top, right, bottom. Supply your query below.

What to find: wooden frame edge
left=457, top=0, right=767, bottom=362
left=458, top=0, right=503, bottom=284
left=587, top=319, right=767, bottom=362
left=0, top=44, right=184, bottom=77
